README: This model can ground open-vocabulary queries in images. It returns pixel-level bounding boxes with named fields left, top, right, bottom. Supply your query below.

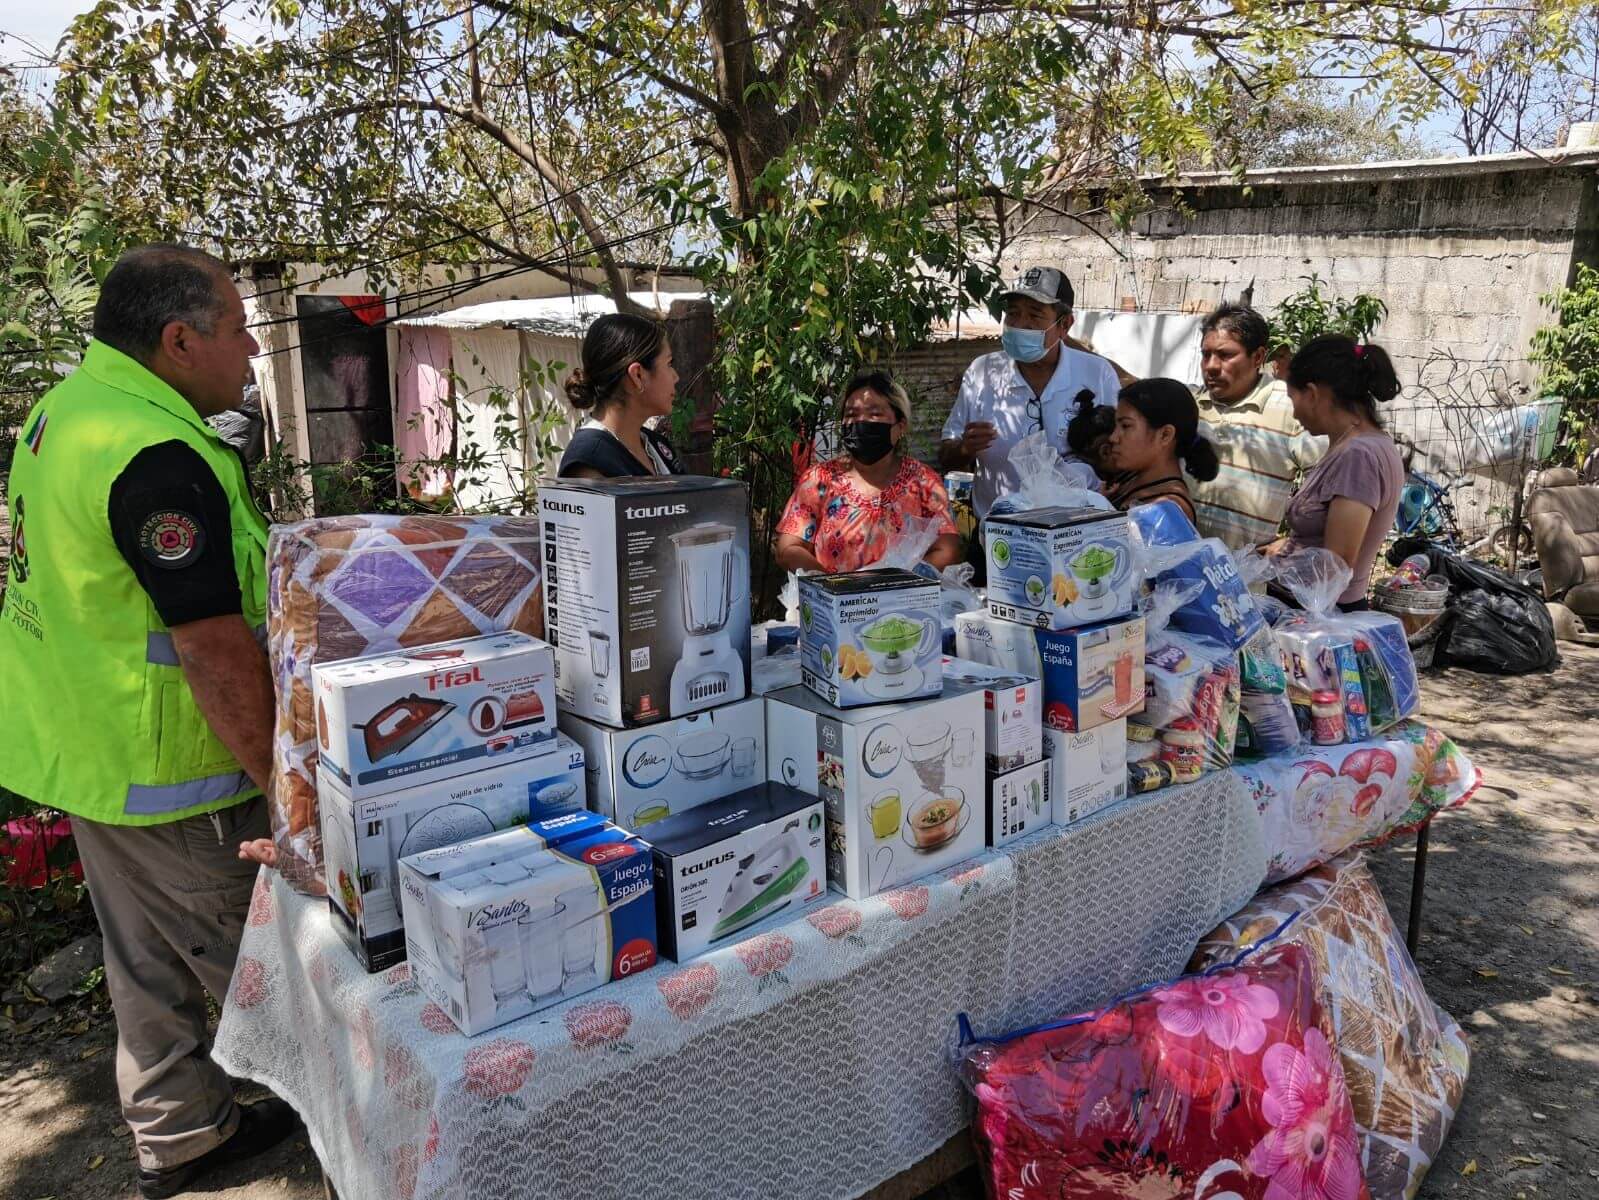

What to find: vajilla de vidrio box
left=314, top=632, right=557, bottom=801
left=398, top=811, right=656, bottom=1037
left=954, top=609, right=1044, bottom=678
left=764, top=681, right=985, bottom=899
left=1037, top=615, right=1146, bottom=734
left=798, top=569, right=943, bottom=709
left=539, top=476, right=751, bottom=729
left=986, top=757, right=1051, bottom=849
left=321, top=732, right=586, bottom=972
left=942, top=655, right=1043, bottom=772
left=559, top=698, right=766, bottom=832
left=984, top=506, right=1135, bottom=631
left=1044, top=718, right=1128, bottom=827
left=648, top=783, right=826, bottom=962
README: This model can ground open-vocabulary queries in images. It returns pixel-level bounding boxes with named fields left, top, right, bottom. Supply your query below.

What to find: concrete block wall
left=892, top=337, right=1000, bottom=462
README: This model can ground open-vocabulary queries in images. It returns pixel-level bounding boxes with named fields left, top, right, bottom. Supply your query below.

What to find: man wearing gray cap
left=939, top=265, right=1121, bottom=519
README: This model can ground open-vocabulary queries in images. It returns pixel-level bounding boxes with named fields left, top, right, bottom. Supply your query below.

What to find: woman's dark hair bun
left=565, top=312, right=666, bottom=414
left=1287, top=334, right=1401, bottom=426
left=564, top=368, right=598, bottom=411
left=1183, top=433, right=1220, bottom=483
left=1357, top=345, right=1402, bottom=405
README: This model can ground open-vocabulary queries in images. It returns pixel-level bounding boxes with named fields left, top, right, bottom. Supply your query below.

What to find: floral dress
left=776, top=456, right=957, bottom=572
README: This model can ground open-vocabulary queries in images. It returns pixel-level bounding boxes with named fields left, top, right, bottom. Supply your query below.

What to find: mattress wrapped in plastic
left=265, top=514, right=544, bottom=893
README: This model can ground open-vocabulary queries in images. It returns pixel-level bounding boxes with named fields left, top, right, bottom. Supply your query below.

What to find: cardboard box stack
left=941, top=656, right=1050, bottom=848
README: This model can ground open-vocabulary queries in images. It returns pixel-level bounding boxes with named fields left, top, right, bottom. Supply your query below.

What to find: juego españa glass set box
left=984, top=506, right=1135, bottom=631
left=398, top=811, right=656, bottom=1036
left=798, top=569, right=943, bottom=708
left=538, top=476, right=751, bottom=729
left=320, top=732, right=586, bottom=972
left=313, top=632, right=557, bottom=801
left=764, top=681, right=985, bottom=898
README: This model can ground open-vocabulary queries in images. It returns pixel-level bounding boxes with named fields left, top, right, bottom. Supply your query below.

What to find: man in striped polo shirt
left=1188, top=304, right=1326, bottom=550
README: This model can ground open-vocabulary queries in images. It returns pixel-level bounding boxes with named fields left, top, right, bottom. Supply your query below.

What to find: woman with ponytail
left=1268, top=334, right=1405, bottom=610
left=1102, top=378, right=1218, bottom=524
left=558, top=313, right=684, bottom=478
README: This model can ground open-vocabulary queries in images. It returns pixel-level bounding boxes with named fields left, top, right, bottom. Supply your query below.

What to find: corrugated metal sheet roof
left=394, top=290, right=706, bottom=336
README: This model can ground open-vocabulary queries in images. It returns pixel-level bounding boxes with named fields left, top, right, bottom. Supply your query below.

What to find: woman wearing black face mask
left=774, top=372, right=961, bottom=573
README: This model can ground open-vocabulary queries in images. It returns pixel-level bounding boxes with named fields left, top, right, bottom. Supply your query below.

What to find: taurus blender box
left=539, top=476, right=751, bottom=729
left=798, top=569, right=942, bottom=708
left=398, top=811, right=656, bottom=1036
left=942, top=655, right=1043, bottom=771
left=987, top=757, right=1052, bottom=848
left=1036, top=615, right=1146, bottom=733
left=648, top=783, right=826, bottom=962
left=560, top=697, right=765, bottom=831
left=313, top=632, right=557, bottom=801
left=1044, top=718, right=1127, bottom=826
left=984, top=506, right=1135, bottom=631
left=764, top=682, right=984, bottom=898
left=320, top=733, right=586, bottom=972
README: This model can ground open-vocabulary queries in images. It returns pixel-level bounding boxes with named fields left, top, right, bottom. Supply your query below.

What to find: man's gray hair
left=92, top=244, right=232, bottom=361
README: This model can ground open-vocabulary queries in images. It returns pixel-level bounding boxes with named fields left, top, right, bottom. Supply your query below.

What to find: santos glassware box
left=985, top=506, right=1135, bottom=631
left=987, top=757, right=1052, bottom=848
left=942, top=655, right=1043, bottom=771
left=314, top=632, right=557, bottom=801
left=648, top=783, right=826, bottom=961
left=539, top=476, right=751, bottom=729
left=798, top=569, right=942, bottom=708
left=1044, top=718, right=1127, bottom=826
left=764, top=682, right=984, bottom=898
left=560, top=698, right=765, bottom=831
left=954, top=609, right=1044, bottom=678
left=398, top=811, right=656, bottom=1036
left=320, top=733, right=586, bottom=972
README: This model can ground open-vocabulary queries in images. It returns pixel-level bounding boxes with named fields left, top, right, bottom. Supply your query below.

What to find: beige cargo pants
left=71, top=796, right=268, bottom=1171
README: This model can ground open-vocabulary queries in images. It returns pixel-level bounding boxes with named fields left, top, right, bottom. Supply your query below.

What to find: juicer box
left=1037, top=615, right=1147, bottom=733
left=539, top=476, right=751, bottom=729
left=798, top=569, right=942, bottom=708
left=986, top=757, right=1052, bottom=849
left=314, top=632, right=557, bottom=801
left=398, top=811, right=657, bottom=1037
left=648, top=783, right=826, bottom=962
left=560, top=698, right=766, bottom=831
left=764, top=682, right=985, bottom=898
left=942, top=655, right=1043, bottom=772
left=1044, top=718, right=1127, bottom=826
left=320, top=733, right=586, bottom=973
left=984, top=506, right=1135, bottom=631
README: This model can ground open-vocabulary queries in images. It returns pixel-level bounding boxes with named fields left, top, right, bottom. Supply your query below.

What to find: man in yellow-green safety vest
left=0, top=245, right=299, bottom=1198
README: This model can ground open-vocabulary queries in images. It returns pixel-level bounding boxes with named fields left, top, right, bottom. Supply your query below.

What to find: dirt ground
left=1, top=649, right=1594, bottom=1200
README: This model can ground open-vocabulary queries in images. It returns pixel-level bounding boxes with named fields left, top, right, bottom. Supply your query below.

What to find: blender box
left=319, top=733, right=586, bottom=972
left=559, top=698, right=766, bottom=831
left=942, top=655, right=1043, bottom=772
left=648, top=783, right=826, bottom=962
left=764, top=682, right=985, bottom=899
left=1044, top=718, right=1128, bottom=826
left=986, top=757, right=1052, bottom=848
left=539, top=476, right=751, bottom=729
left=398, top=811, right=657, bottom=1037
left=954, top=609, right=1045, bottom=678
left=798, top=569, right=942, bottom=708
left=313, top=632, right=557, bottom=801
left=984, top=506, right=1135, bottom=631
left=1036, top=615, right=1147, bottom=733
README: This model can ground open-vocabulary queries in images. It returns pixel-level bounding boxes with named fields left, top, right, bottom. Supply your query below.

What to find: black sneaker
left=137, top=1097, right=302, bottom=1199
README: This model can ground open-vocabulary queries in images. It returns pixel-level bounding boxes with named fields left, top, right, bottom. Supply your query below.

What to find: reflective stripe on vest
left=126, top=769, right=255, bottom=817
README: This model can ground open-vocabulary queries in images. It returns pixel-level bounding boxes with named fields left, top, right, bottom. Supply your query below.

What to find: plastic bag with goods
left=986, top=431, right=1113, bottom=518
left=264, top=514, right=545, bottom=894
left=1233, top=550, right=1300, bottom=759
left=956, top=930, right=1372, bottom=1200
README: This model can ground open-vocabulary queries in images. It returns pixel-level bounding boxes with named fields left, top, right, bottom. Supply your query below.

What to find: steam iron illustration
left=710, top=819, right=809, bottom=942
left=358, top=694, right=455, bottom=762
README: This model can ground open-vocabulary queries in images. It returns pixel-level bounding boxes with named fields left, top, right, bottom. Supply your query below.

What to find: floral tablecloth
left=213, top=769, right=1266, bottom=1200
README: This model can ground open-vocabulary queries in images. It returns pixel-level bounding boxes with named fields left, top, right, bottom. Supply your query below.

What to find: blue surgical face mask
left=1001, top=321, right=1049, bottom=364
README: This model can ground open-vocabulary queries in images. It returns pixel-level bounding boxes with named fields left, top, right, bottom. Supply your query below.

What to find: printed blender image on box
left=798, top=569, right=942, bottom=708
left=319, top=734, right=585, bottom=972
left=559, top=698, right=766, bottom=830
left=398, top=811, right=656, bottom=1036
left=942, top=655, right=1043, bottom=772
left=764, top=682, right=985, bottom=898
left=985, top=506, right=1135, bottom=631
left=539, top=476, right=751, bottom=728
left=1044, top=718, right=1127, bottom=826
left=314, top=632, right=558, bottom=801
left=1036, top=615, right=1146, bottom=733
left=648, top=783, right=826, bottom=961
left=987, top=757, right=1051, bottom=848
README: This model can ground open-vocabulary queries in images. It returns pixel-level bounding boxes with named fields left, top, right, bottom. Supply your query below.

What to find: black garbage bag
left=1388, top=537, right=1560, bottom=673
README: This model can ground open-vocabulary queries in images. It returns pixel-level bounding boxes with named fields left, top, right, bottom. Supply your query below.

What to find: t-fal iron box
left=314, top=632, right=557, bottom=801
left=647, top=783, right=826, bottom=962
left=539, top=477, right=751, bottom=729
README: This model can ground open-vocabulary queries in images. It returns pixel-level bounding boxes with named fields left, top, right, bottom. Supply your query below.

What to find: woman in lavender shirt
left=1265, top=335, right=1405, bottom=610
